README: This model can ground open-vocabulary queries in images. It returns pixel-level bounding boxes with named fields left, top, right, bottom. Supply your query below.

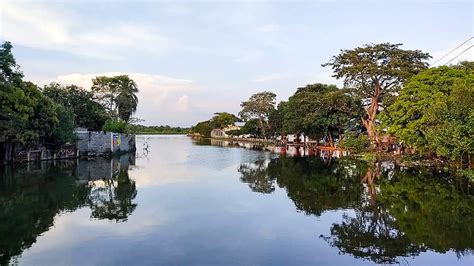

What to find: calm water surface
left=1, top=135, right=473, bottom=265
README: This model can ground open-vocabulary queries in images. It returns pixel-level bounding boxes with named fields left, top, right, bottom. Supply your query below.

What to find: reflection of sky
left=15, top=135, right=474, bottom=265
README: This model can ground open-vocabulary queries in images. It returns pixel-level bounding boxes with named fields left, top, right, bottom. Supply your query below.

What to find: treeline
left=0, top=41, right=139, bottom=161
left=191, top=43, right=473, bottom=167
left=128, top=124, right=189, bottom=134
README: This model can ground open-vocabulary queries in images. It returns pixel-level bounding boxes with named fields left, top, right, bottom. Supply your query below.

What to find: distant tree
left=323, top=43, right=431, bottom=146
left=91, top=75, right=138, bottom=122
left=210, top=112, right=238, bottom=129
left=239, top=91, right=276, bottom=138
left=43, top=83, right=109, bottom=130
left=191, top=120, right=213, bottom=137
left=283, top=83, right=362, bottom=146
left=380, top=63, right=474, bottom=166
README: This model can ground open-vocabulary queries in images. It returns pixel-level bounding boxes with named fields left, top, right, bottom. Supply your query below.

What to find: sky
left=1, top=0, right=473, bottom=127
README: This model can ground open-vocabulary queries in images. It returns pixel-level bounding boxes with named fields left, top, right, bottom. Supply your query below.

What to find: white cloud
left=0, top=1, right=169, bottom=59
left=176, top=95, right=190, bottom=112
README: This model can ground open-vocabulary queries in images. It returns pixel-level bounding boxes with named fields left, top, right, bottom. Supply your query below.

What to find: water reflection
left=239, top=156, right=474, bottom=264
left=0, top=154, right=137, bottom=265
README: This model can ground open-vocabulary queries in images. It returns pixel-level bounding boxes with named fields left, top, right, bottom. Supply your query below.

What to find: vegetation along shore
left=190, top=43, right=473, bottom=173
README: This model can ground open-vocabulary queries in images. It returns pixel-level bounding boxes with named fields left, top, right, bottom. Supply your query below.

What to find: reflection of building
left=76, top=154, right=135, bottom=181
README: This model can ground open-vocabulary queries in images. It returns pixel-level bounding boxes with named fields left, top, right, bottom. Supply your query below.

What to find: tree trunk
left=362, top=81, right=382, bottom=148
left=258, top=117, right=266, bottom=140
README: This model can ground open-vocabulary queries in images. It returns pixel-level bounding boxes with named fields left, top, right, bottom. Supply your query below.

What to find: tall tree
left=91, top=75, right=139, bottom=122
left=0, top=42, right=59, bottom=161
left=323, top=43, right=431, bottom=146
left=239, top=91, right=276, bottom=138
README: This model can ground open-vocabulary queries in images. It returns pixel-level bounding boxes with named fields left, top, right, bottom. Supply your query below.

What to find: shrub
left=102, top=119, right=128, bottom=133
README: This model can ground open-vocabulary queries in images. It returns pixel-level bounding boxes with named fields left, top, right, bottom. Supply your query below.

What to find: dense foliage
left=43, top=83, right=108, bottom=131
left=381, top=64, right=474, bottom=165
left=282, top=83, right=362, bottom=145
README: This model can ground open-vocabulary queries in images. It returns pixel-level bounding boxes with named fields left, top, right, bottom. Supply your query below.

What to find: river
left=1, top=135, right=473, bottom=265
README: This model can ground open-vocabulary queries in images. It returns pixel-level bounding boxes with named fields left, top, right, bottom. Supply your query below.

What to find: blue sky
left=1, top=0, right=473, bottom=126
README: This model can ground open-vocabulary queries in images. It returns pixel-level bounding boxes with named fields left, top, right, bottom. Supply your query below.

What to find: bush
left=102, top=119, right=128, bottom=133
left=339, top=132, right=370, bottom=153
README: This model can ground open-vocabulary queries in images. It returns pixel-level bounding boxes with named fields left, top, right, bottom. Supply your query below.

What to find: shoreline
left=191, top=135, right=474, bottom=180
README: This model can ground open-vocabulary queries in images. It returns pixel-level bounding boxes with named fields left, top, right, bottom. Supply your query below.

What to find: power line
left=443, top=45, right=473, bottom=65
left=431, top=37, right=473, bottom=66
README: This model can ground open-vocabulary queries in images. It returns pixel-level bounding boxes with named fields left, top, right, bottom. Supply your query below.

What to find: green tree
left=239, top=91, right=276, bottom=138
left=210, top=112, right=238, bottom=129
left=240, top=118, right=262, bottom=136
left=91, top=75, right=139, bottom=122
left=191, top=120, right=213, bottom=137
left=268, top=101, right=288, bottom=137
left=323, top=43, right=431, bottom=146
left=43, top=83, right=109, bottom=130
left=49, top=105, right=76, bottom=146
left=0, top=42, right=32, bottom=161
left=283, top=83, right=362, bottom=146
left=20, top=82, right=58, bottom=145
left=381, top=63, right=474, bottom=165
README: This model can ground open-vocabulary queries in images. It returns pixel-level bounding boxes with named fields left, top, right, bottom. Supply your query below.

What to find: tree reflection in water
left=0, top=154, right=137, bottom=265
left=238, top=160, right=275, bottom=194
left=87, top=168, right=137, bottom=222
left=239, top=156, right=474, bottom=264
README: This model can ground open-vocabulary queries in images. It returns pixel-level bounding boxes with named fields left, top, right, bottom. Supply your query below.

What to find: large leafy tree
left=323, top=43, right=431, bottom=146
left=43, top=83, right=109, bottom=130
left=380, top=63, right=474, bottom=165
left=91, top=75, right=139, bottom=122
left=210, top=112, right=238, bottom=129
left=0, top=42, right=59, bottom=160
left=283, top=83, right=362, bottom=146
left=239, top=91, right=276, bottom=138
left=20, top=82, right=58, bottom=146
left=0, top=42, right=30, bottom=147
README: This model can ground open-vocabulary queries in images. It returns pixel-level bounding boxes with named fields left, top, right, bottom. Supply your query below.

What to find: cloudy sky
left=1, top=0, right=472, bottom=127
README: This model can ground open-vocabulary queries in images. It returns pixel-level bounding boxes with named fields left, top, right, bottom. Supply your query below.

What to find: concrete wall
left=77, top=131, right=136, bottom=156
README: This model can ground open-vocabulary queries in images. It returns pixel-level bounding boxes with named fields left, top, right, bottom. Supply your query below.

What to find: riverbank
left=198, top=136, right=474, bottom=181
